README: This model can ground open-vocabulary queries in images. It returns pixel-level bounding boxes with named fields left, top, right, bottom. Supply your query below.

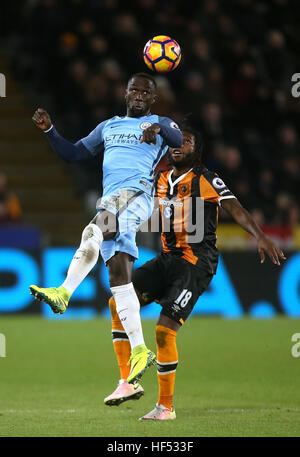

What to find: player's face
left=125, top=76, right=157, bottom=117
left=169, top=132, right=196, bottom=168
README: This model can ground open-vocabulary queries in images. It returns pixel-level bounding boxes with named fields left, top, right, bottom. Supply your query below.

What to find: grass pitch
left=0, top=315, right=299, bottom=437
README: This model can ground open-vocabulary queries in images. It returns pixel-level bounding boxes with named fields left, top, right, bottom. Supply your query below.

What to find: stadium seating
left=0, top=54, right=87, bottom=245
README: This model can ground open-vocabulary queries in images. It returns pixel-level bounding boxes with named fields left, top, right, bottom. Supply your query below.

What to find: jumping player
left=29, top=73, right=182, bottom=385
left=104, top=128, right=286, bottom=420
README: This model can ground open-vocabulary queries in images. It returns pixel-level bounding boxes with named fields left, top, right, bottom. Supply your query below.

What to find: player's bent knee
left=78, top=223, right=103, bottom=263
left=81, top=223, right=103, bottom=245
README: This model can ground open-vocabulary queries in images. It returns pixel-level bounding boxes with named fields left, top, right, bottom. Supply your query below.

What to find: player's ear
left=151, top=93, right=158, bottom=105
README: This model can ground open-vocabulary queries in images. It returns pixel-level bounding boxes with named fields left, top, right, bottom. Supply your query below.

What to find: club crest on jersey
left=170, top=121, right=180, bottom=129
left=179, top=184, right=190, bottom=196
left=212, top=177, right=226, bottom=189
left=140, top=121, right=152, bottom=130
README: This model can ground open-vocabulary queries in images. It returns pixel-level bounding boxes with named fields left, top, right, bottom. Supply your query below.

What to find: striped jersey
left=155, top=167, right=236, bottom=274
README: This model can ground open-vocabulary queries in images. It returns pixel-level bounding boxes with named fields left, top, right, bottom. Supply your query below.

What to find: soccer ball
left=143, top=35, right=181, bottom=73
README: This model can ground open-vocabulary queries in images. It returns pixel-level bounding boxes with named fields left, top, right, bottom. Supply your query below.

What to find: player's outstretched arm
left=32, top=108, right=92, bottom=162
left=221, top=198, right=286, bottom=266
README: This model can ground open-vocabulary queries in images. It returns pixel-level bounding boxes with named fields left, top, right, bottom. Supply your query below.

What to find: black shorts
left=132, top=252, right=213, bottom=325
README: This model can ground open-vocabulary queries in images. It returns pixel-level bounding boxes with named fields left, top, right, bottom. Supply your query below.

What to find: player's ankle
left=58, top=286, right=72, bottom=298
left=132, top=344, right=147, bottom=356
left=159, top=396, right=173, bottom=411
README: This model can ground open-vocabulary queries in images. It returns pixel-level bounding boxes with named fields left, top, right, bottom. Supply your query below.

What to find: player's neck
left=172, top=166, right=192, bottom=177
left=126, top=109, right=151, bottom=118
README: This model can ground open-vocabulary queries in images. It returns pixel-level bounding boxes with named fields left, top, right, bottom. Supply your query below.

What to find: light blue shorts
left=97, top=188, right=154, bottom=264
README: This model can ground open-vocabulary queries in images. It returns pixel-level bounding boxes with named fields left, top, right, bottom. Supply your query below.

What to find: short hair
left=127, top=72, right=157, bottom=89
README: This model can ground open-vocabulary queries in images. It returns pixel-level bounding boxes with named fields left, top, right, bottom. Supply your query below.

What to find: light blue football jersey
left=81, top=114, right=175, bottom=196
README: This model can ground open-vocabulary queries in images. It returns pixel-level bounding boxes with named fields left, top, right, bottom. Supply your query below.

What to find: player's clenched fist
left=140, top=123, right=161, bottom=145
left=32, top=108, right=52, bottom=131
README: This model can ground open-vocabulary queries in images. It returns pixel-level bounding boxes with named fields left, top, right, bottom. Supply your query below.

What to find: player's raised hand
left=32, top=108, right=52, bottom=131
left=257, top=235, right=286, bottom=266
left=140, top=123, right=161, bottom=145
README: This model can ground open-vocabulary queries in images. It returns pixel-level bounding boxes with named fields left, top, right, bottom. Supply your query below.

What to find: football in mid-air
left=143, top=35, right=181, bottom=73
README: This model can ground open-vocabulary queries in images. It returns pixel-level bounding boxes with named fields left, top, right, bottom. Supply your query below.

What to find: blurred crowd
left=2, top=0, right=300, bottom=225
left=0, top=173, right=22, bottom=223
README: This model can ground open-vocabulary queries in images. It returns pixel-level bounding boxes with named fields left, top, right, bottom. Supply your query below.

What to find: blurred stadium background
left=0, top=0, right=299, bottom=319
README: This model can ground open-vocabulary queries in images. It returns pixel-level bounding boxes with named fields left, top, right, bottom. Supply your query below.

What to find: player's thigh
left=132, top=255, right=165, bottom=306
left=160, top=259, right=213, bottom=325
left=118, top=190, right=153, bottom=233
left=95, top=189, right=146, bottom=237
left=93, top=210, right=118, bottom=238
left=99, top=190, right=152, bottom=265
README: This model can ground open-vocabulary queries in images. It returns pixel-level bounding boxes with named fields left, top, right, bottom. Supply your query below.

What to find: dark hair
left=166, top=126, right=203, bottom=172
left=180, top=113, right=204, bottom=170
left=128, top=72, right=157, bottom=89
left=181, top=126, right=204, bottom=172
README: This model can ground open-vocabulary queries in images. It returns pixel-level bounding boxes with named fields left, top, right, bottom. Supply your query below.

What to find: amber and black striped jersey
left=154, top=166, right=236, bottom=274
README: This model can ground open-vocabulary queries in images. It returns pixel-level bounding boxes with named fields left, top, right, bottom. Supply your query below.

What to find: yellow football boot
left=127, top=344, right=156, bottom=384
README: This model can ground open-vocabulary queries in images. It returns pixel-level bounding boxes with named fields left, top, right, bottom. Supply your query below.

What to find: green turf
left=0, top=316, right=299, bottom=437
